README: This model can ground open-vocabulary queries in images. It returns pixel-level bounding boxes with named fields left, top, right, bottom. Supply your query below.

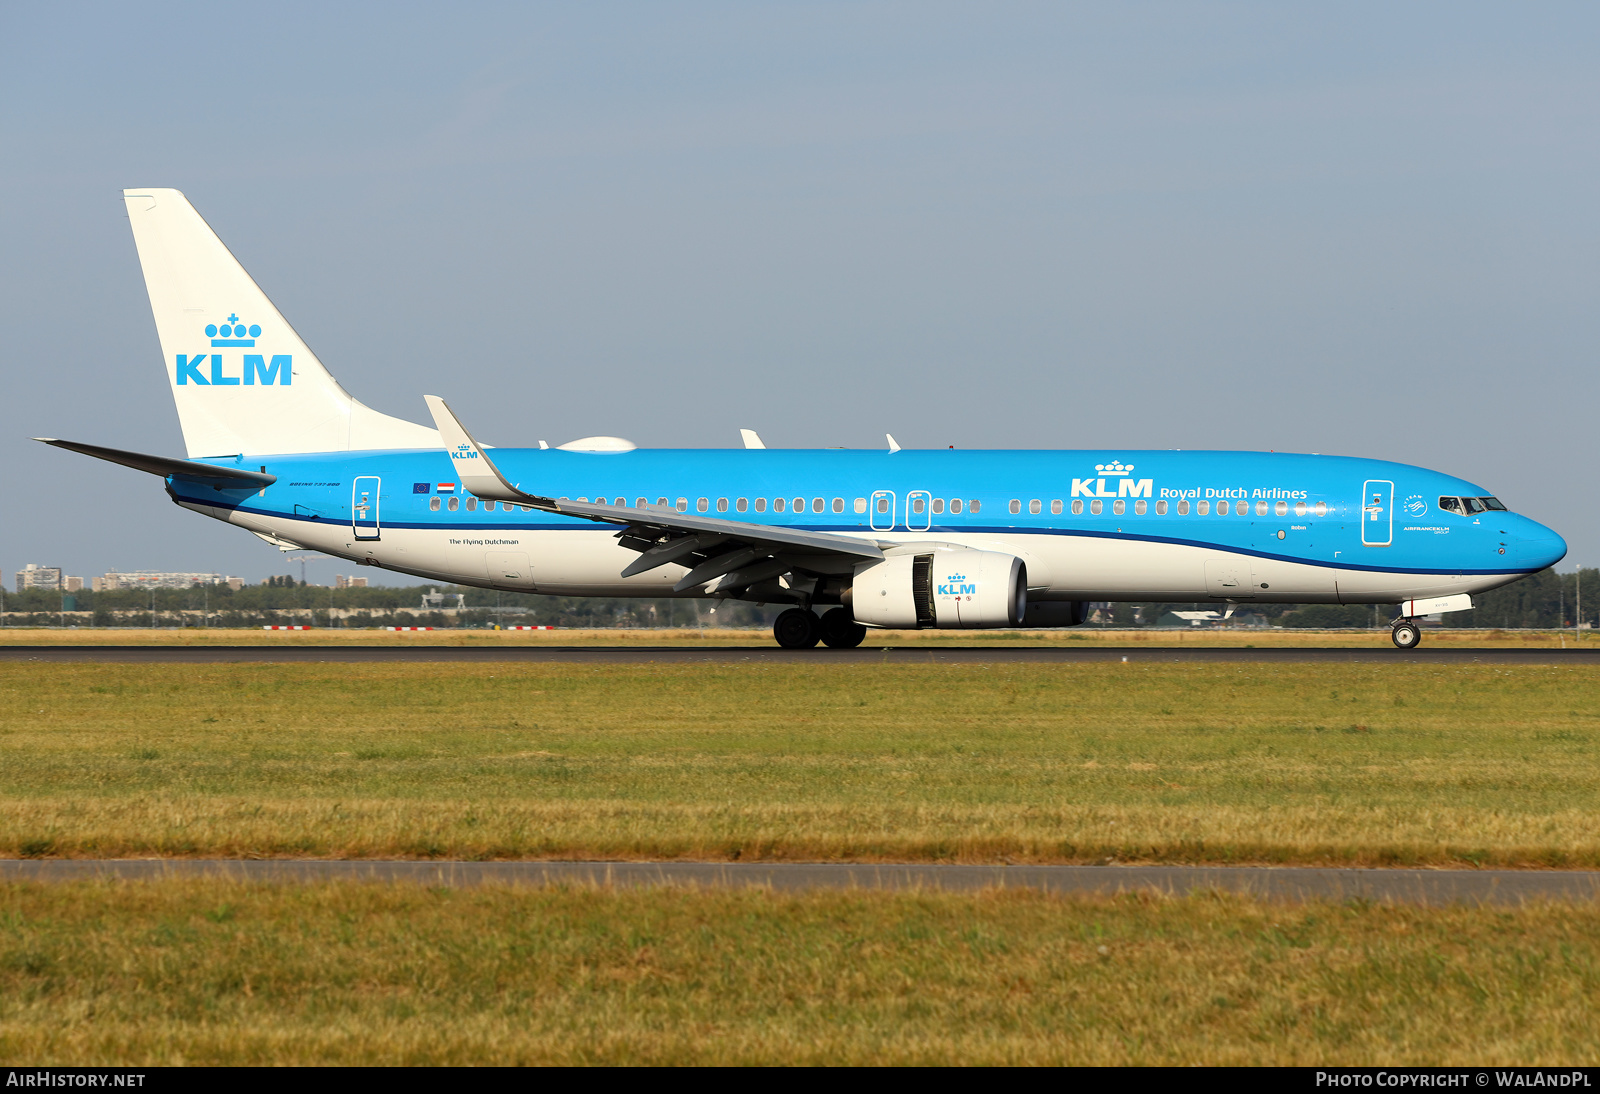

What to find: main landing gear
left=1391, top=618, right=1422, bottom=650
left=773, top=607, right=868, bottom=649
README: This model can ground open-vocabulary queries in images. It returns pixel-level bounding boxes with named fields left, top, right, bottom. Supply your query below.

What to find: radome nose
left=1515, top=522, right=1567, bottom=570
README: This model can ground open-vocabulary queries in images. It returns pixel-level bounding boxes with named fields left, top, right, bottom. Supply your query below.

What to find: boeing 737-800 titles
left=37, top=189, right=1567, bottom=648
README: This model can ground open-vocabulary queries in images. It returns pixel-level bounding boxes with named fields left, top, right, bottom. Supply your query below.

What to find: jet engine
left=846, top=551, right=1026, bottom=629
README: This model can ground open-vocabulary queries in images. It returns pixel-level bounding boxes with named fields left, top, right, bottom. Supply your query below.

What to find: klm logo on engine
left=1071, top=459, right=1153, bottom=499
left=175, top=314, right=291, bottom=386
left=450, top=444, right=480, bottom=461
left=938, top=572, right=976, bottom=596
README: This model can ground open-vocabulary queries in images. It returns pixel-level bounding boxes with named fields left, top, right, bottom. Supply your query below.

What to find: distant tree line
left=0, top=569, right=1592, bottom=629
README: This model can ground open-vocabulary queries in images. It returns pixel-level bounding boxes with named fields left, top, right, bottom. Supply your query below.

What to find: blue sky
left=3, top=2, right=1597, bottom=584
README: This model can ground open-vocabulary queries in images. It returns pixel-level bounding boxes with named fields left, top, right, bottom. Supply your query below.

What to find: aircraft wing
left=424, top=396, right=884, bottom=595
left=34, top=438, right=278, bottom=486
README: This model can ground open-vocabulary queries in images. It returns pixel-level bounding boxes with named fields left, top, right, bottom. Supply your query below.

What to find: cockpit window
left=1463, top=497, right=1487, bottom=515
left=1439, top=496, right=1462, bottom=514
left=1480, top=496, right=1507, bottom=511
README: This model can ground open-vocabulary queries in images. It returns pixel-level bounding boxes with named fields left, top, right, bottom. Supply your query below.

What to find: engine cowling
left=847, top=551, right=1026, bottom=629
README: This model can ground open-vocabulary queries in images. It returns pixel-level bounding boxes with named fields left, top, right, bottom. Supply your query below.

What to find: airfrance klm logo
left=938, top=572, right=976, bottom=596
left=1072, top=460, right=1153, bottom=499
left=175, top=314, right=291, bottom=386
left=450, top=444, right=480, bottom=461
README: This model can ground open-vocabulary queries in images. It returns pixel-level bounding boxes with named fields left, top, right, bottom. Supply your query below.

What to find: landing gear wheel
left=1391, top=619, right=1422, bottom=650
left=818, top=607, right=868, bottom=649
left=773, top=608, right=821, bottom=649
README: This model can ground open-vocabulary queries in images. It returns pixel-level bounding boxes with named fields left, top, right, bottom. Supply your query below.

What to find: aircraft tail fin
left=122, top=188, right=440, bottom=457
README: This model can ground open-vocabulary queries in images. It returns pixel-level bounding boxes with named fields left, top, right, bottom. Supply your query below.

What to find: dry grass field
left=1, top=880, right=1595, bottom=1065
left=2, top=660, right=1597, bottom=866
left=0, top=625, right=1592, bottom=647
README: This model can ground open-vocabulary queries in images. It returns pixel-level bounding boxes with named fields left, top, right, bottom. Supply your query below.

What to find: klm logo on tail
left=176, top=315, right=290, bottom=386
left=450, top=443, right=480, bottom=461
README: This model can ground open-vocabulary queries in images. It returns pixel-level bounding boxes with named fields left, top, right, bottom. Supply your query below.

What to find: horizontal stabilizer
left=33, top=437, right=276, bottom=485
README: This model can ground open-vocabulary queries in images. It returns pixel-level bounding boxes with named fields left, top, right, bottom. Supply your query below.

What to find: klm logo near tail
left=176, top=315, right=290, bottom=386
left=450, top=444, right=480, bottom=461
left=1071, top=459, right=1153, bottom=499
left=938, top=572, right=977, bottom=596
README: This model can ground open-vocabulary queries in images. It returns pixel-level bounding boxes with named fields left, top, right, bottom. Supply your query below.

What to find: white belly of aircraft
left=201, top=502, right=1502, bottom=605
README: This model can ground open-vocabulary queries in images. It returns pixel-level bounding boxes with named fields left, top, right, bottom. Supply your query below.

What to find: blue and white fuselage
left=171, top=445, right=1562, bottom=606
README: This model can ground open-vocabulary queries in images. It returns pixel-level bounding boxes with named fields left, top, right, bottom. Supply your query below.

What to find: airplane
left=36, top=189, right=1567, bottom=649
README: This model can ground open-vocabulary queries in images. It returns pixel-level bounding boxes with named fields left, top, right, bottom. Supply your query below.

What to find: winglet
left=886, top=433, right=901, bottom=454
left=740, top=428, right=766, bottom=450
left=423, top=396, right=555, bottom=508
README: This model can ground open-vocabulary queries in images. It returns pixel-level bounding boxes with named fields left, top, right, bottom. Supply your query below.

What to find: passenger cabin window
left=832, top=498, right=844, bottom=513
left=716, top=498, right=728, bottom=512
left=755, top=498, right=767, bottom=513
left=1028, top=499, right=1041, bottom=515
left=1294, top=501, right=1307, bottom=517
left=448, top=497, right=459, bottom=511
left=950, top=499, right=963, bottom=514
left=932, top=498, right=945, bottom=514
left=1050, top=500, right=1062, bottom=515
left=1090, top=499, right=1103, bottom=515
left=1009, top=499, right=1021, bottom=514
left=775, top=497, right=787, bottom=512
left=876, top=497, right=889, bottom=514
left=812, top=498, right=824, bottom=513
left=1197, top=500, right=1209, bottom=515
left=1314, top=501, right=1327, bottom=517
left=1178, top=500, right=1190, bottom=515
left=1217, top=500, right=1229, bottom=515
left=737, top=498, right=748, bottom=512
left=697, top=498, right=709, bottom=512
left=1134, top=499, right=1147, bottom=515
left=1155, top=500, right=1167, bottom=515
left=1113, top=499, right=1126, bottom=515
left=1256, top=501, right=1268, bottom=516
left=793, top=497, right=804, bottom=512
left=1275, top=501, right=1287, bottom=516
left=970, top=500, right=981, bottom=514
left=429, top=497, right=441, bottom=511
left=464, top=498, right=478, bottom=511
left=911, top=497, right=925, bottom=514
left=676, top=497, right=688, bottom=512
left=854, top=498, right=867, bottom=513
left=657, top=497, right=668, bottom=507
left=1071, top=500, right=1083, bottom=515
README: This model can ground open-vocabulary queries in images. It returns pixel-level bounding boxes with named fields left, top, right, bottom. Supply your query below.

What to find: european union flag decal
left=413, top=482, right=431, bottom=494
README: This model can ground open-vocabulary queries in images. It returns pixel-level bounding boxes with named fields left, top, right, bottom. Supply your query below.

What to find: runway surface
left=2, top=644, right=1598, bottom=664
left=2, top=860, right=1597, bottom=904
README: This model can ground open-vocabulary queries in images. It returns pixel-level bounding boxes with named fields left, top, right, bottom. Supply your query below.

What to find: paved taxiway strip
left=1, top=861, right=1597, bottom=904
left=2, top=645, right=1598, bottom=664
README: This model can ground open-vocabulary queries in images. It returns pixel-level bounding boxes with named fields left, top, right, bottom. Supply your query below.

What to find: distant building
left=16, top=564, right=63, bottom=592
left=62, top=576, right=84, bottom=593
left=93, top=571, right=238, bottom=591
left=420, top=588, right=465, bottom=609
left=335, top=575, right=369, bottom=589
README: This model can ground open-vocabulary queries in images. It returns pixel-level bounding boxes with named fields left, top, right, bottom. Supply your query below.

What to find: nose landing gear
left=1391, top=618, right=1422, bottom=650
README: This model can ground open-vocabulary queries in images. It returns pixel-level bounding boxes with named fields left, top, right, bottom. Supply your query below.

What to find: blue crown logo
left=206, top=314, right=260, bottom=347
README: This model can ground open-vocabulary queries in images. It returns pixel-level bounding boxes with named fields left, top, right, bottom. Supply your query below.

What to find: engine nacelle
left=847, top=551, right=1026, bottom=629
